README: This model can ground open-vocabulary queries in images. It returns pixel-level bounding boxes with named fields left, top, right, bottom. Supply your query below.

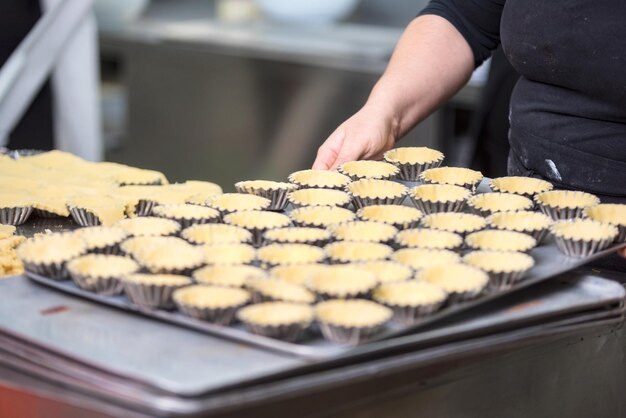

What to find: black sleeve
left=419, top=0, right=506, bottom=67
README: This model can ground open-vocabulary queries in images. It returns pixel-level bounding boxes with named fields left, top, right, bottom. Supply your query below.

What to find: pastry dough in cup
left=373, top=281, right=448, bottom=324
left=288, top=169, right=351, bottom=190
left=315, top=299, right=392, bottom=345
left=121, top=273, right=192, bottom=309
left=67, top=254, right=139, bottom=295
left=383, top=147, right=444, bottom=181
left=490, top=176, right=553, bottom=199
left=330, top=221, right=398, bottom=244
left=237, top=302, right=314, bottom=342
left=346, top=179, right=407, bottom=209
left=357, top=204, right=423, bottom=230
left=263, top=226, right=332, bottom=247
left=325, top=241, right=393, bottom=264
left=235, top=180, right=296, bottom=211
left=409, top=184, right=471, bottom=214
left=74, top=226, right=128, bottom=255
left=257, top=243, right=326, bottom=268
left=551, top=219, right=618, bottom=257
left=338, top=160, right=399, bottom=181
left=287, top=188, right=351, bottom=208
left=487, top=211, right=552, bottom=243
left=394, top=228, right=463, bottom=251
left=173, top=285, right=250, bottom=325
left=463, top=250, right=535, bottom=290
left=181, top=223, right=253, bottom=245
left=269, top=263, right=329, bottom=286
left=466, top=192, right=533, bottom=216
left=248, top=278, right=316, bottom=304
left=290, top=206, right=355, bottom=229
left=584, top=204, right=626, bottom=242
left=417, top=263, right=489, bottom=303
left=306, top=265, right=378, bottom=299
left=204, top=193, right=271, bottom=214
left=17, top=233, right=87, bottom=280
left=193, top=264, right=267, bottom=288
left=419, top=167, right=483, bottom=191
left=357, top=261, right=413, bottom=284
left=534, top=190, right=600, bottom=220
left=223, top=210, right=291, bottom=246
left=465, top=230, right=537, bottom=253
left=198, top=243, right=256, bottom=266
left=115, top=216, right=180, bottom=237
left=392, top=248, right=460, bottom=271
left=421, top=212, right=487, bottom=237
left=152, top=204, right=221, bottom=228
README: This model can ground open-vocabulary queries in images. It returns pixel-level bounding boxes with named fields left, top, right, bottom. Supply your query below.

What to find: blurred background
left=3, top=0, right=497, bottom=190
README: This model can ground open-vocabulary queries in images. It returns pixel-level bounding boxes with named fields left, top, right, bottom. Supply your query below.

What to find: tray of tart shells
left=15, top=148, right=626, bottom=359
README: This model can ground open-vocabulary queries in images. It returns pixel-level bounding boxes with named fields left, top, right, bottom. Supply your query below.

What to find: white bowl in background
left=256, top=0, right=360, bottom=24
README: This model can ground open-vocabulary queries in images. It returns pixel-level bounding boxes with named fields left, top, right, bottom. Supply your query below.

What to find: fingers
left=312, top=127, right=346, bottom=170
left=620, top=248, right=626, bottom=259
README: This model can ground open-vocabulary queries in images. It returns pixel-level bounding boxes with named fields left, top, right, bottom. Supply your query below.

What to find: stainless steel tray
left=26, top=240, right=625, bottom=360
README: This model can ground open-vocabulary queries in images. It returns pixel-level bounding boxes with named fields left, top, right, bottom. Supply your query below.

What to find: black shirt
left=420, top=0, right=626, bottom=201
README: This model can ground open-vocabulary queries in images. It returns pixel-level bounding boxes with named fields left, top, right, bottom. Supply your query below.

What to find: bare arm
left=313, top=15, right=475, bottom=170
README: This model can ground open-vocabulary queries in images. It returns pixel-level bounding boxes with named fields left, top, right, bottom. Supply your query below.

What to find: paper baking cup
left=317, top=321, right=384, bottom=345
left=287, top=173, right=350, bottom=191
left=420, top=177, right=482, bottom=193
left=384, top=157, right=444, bottom=182
left=485, top=270, right=528, bottom=290
left=167, top=215, right=220, bottom=230
left=0, top=206, right=33, bottom=225
left=314, top=289, right=373, bottom=301
left=552, top=235, right=615, bottom=258
left=235, top=183, right=293, bottom=211
left=69, top=207, right=101, bottom=226
left=350, top=194, right=406, bottom=210
left=175, top=301, right=247, bottom=326
left=70, top=272, right=124, bottom=296
left=134, top=200, right=156, bottom=217
left=445, top=288, right=484, bottom=305
left=123, top=281, right=188, bottom=309
left=89, top=243, right=123, bottom=256
left=385, top=301, right=445, bottom=326
left=240, top=321, right=310, bottom=342
left=23, top=260, right=70, bottom=281
left=337, top=166, right=397, bottom=181
left=409, top=197, right=466, bottom=214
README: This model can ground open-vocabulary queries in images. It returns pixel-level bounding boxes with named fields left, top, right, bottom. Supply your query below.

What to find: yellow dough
left=419, top=167, right=483, bottom=188
left=418, top=264, right=489, bottom=294
left=490, top=176, right=553, bottom=196
left=465, top=230, right=537, bottom=252
left=194, top=265, right=267, bottom=287
left=289, top=206, right=355, bottom=228
left=347, top=179, right=407, bottom=199
left=339, top=160, right=399, bottom=179
left=395, top=228, right=463, bottom=250
left=410, top=184, right=471, bottom=203
left=325, top=241, right=393, bottom=263
left=463, top=250, right=535, bottom=274
left=315, top=299, right=392, bottom=328
left=551, top=219, right=618, bottom=241
left=288, top=188, right=351, bottom=207
left=330, top=221, right=398, bottom=243
left=288, top=169, right=351, bottom=189
left=237, top=302, right=314, bottom=326
left=257, top=243, right=326, bottom=266
left=392, top=248, right=460, bottom=270
left=384, top=147, right=444, bottom=165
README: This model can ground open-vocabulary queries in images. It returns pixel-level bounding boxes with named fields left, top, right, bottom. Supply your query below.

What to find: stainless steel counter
left=0, top=268, right=624, bottom=417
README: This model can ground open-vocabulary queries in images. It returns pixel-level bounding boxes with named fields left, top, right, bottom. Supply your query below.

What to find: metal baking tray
left=26, top=240, right=625, bottom=360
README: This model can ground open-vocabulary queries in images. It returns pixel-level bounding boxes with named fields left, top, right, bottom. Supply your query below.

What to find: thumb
left=312, top=126, right=347, bottom=170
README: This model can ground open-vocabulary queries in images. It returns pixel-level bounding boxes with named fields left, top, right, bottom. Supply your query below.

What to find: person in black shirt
left=312, top=0, right=625, bottom=258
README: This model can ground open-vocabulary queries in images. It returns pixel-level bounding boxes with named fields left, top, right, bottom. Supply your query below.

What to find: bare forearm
left=367, top=15, right=475, bottom=138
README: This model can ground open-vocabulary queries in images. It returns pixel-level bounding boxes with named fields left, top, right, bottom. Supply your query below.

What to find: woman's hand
left=310, top=15, right=475, bottom=170
left=312, top=104, right=399, bottom=170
